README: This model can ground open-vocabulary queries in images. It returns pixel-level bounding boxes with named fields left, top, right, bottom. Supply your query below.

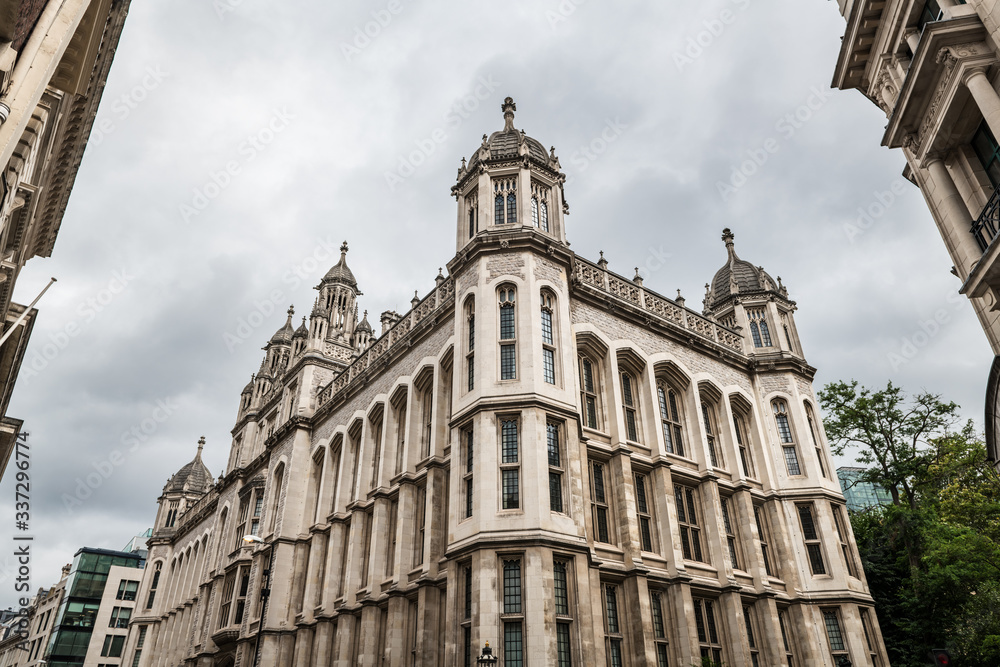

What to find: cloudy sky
left=0, top=0, right=991, bottom=606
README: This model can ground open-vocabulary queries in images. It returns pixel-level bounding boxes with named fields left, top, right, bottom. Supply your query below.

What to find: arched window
left=466, top=298, right=475, bottom=392
left=307, top=451, right=324, bottom=525
left=267, top=465, right=284, bottom=532
left=495, top=195, right=504, bottom=224
left=620, top=372, right=641, bottom=443
left=145, top=562, right=162, bottom=609
left=540, top=201, right=549, bottom=232
left=772, top=400, right=801, bottom=475
left=580, top=357, right=601, bottom=430
left=805, top=403, right=828, bottom=478
left=733, top=411, right=755, bottom=478
left=507, top=193, right=517, bottom=224
left=701, top=402, right=722, bottom=468
left=540, top=291, right=556, bottom=385
left=531, top=197, right=539, bottom=227
left=657, top=383, right=685, bottom=457
left=499, top=287, right=516, bottom=380
left=748, top=308, right=773, bottom=347
left=468, top=207, right=476, bottom=239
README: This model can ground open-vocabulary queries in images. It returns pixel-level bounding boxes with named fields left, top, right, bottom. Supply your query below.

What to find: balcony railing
left=973, top=184, right=1000, bottom=252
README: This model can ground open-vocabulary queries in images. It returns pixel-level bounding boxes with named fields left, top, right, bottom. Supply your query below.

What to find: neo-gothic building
left=126, top=99, right=887, bottom=667
left=831, top=0, right=1000, bottom=472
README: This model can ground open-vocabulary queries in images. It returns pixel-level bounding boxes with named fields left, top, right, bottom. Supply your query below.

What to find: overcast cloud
left=0, top=0, right=990, bottom=608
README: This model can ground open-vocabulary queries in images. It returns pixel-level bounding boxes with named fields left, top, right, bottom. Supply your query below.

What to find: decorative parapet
left=573, top=256, right=744, bottom=354
left=316, top=277, right=456, bottom=407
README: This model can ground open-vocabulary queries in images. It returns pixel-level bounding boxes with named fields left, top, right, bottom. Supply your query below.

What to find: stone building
left=831, top=0, right=1000, bottom=471
left=0, top=0, right=132, bottom=477
left=126, top=99, right=887, bottom=667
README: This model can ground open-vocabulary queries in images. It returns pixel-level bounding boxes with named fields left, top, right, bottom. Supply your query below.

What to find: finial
left=721, top=228, right=736, bottom=261
left=287, top=305, right=294, bottom=318
left=197, top=436, right=205, bottom=458
left=676, top=289, right=685, bottom=306
left=411, top=290, right=420, bottom=308
left=340, top=241, right=349, bottom=255
left=461, top=157, right=466, bottom=168
left=301, top=316, right=306, bottom=325
left=502, top=97, right=516, bottom=132
left=363, top=310, right=368, bottom=318
left=550, top=146, right=556, bottom=159
left=482, top=133, right=489, bottom=148
left=633, top=267, right=643, bottom=286
left=598, top=251, right=608, bottom=269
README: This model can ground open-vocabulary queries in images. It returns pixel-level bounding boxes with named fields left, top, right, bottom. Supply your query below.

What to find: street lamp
left=477, top=641, right=498, bottom=665
left=244, top=535, right=271, bottom=667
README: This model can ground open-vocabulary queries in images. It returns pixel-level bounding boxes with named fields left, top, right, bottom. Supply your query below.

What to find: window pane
left=823, top=610, right=845, bottom=651
left=808, top=544, right=827, bottom=575
left=798, top=505, right=817, bottom=540
left=543, top=348, right=556, bottom=384
left=784, top=446, right=801, bottom=475
left=557, top=622, right=572, bottom=667
left=651, top=593, right=665, bottom=637
left=554, top=561, right=569, bottom=615
left=605, top=586, right=620, bottom=633
left=507, top=194, right=517, bottom=224
left=549, top=472, right=564, bottom=513
left=593, top=464, right=607, bottom=503
left=503, top=561, right=522, bottom=613
left=500, top=344, right=516, bottom=380
left=541, top=309, right=553, bottom=345
left=501, top=421, right=518, bottom=463
left=495, top=195, right=504, bottom=223
left=502, top=470, right=520, bottom=509
left=500, top=305, right=515, bottom=340
left=547, top=424, right=561, bottom=466
left=596, top=507, right=609, bottom=543
left=504, top=621, right=523, bottom=667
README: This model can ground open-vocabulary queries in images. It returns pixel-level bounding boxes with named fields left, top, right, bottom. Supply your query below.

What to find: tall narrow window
left=651, top=592, right=670, bottom=667
left=268, top=465, right=284, bottom=533
left=744, top=605, right=761, bottom=667
left=823, top=609, right=848, bottom=662
left=395, top=401, right=407, bottom=474
left=773, top=400, right=801, bottom=475
left=604, top=584, right=624, bottom=667
left=701, top=402, right=722, bottom=467
left=805, top=404, right=828, bottom=478
left=218, top=570, right=237, bottom=628
left=860, top=607, right=882, bottom=666
left=165, top=500, right=179, bottom=528
left=233, top=566, right=250, bottom=624
left=462, top=564, right=473, bottom=667
left=554, top=560, right=573, bottom=667
left=693, top=598, right=723, bottom=664
left=499, top=287, right=516, bottom=380
left=541, top=292, right=556, bottom=385
left=779, top=610, right=795, bottom=667
left=621, top=372, right=640, bottom=442
left=117, top=579, right=139, bottom=601
left=747, top=308, right=772, bottom=347
left=580, top=357, right=600, bottom=429
left=507, top=193, right=517, bottom=224
left=234, top=497, right=250, bottom=552
left=831, top=503, right=857, bottom=578
left=674, top=485, right=704, bottom=562
left=370, top=417, right=384, bottom=488
left=798, top=504, right=827, bottom=575
left=146, top=562, right=161, bottom=609
left=502, top=559, right=524, bottom=667
left=467, top=300, right=475, bottom=392
left=973, top=119, right=1000, bottom=189
left=420, top=387, right=433, bottom=458
left=657, top=384, right=685, bottom=456
left=720, top=496, right=741, bottom=570
left=591, top=462, right=611, bottom=543
left=753, top=505, right=774, bottom=577
left=634, top=473, right=654, bottom=552
left=495, top=194, right=505, bottom=224
left=469, top=207, right=476, bottom=238
left=131, top=626, right=147, bottom=667
left=501, top=419, right=520, bottom=510
left=540, top=201, right=549, bottom=232
left=250, top=491, right=263, bottom=537
left=385, top=500, right=398, bottom=575
left=463, top=428, right=474, bottom=519
left=531, top=197, right=539, bottom=226
left=733, top=412, right=754, bottom=478
left=414, top=485, right=426, bottom=566
left=547, top=422, right=565, bottom=513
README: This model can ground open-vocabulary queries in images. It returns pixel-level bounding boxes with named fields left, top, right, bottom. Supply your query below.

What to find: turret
left=704, top=228, right=803, bottom=358
left=153, top=437, right=213, bottom=535
left=451, top=97, right=569, bottom=253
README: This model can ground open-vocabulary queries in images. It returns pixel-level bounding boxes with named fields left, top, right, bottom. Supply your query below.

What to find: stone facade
left=831, top=0, right=1000, bottom=470
left=126, top=99, right=887, bottom=667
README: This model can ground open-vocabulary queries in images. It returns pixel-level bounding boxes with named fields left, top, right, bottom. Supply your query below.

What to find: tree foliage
left=818, top=381, right=1000, bottom=667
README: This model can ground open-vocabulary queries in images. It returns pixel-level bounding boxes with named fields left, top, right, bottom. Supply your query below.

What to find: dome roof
left=241, top=376, right=254, bottom=395
left=466, top=97, right=551, bottom=171
left=322, top=242, right=357, bottom=287
left=709, top=229, right=778, bottom=302
left=293, top=317, right=308, bottom=338
left=165, top=437, right=213, bottom=495
left=357, top=310, right=372, bottom=333
left=269, top=307, right=295, bottom=345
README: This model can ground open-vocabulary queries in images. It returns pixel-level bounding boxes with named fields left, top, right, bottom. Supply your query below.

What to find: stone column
left=965, top=69, right=1000, bottom=145
left=312, top=619, right=335, bottom=666
left=923, top=157, right=982, bottom=278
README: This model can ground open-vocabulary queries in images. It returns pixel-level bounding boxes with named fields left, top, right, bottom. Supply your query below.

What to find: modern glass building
left=837, top=467, right=892, bottom=512
left=44, top=547, right=144, bottom=666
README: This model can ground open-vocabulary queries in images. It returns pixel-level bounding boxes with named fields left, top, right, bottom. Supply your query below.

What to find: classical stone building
left=126, top=99, right=886, bottom=667
left=831, top=0, right=1000, bottom=471
left=0, top=0, right=132, bottom=477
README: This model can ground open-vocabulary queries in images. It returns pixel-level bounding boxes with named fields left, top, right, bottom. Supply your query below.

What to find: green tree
left=818, top=381, right=1000, bottom=666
